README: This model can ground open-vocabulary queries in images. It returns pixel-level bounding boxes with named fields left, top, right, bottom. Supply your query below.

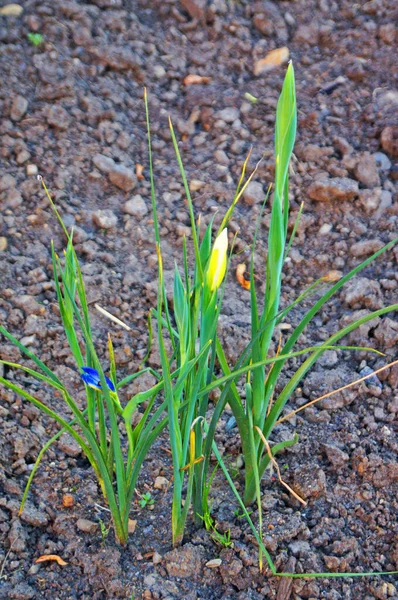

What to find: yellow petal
left=207, top=229, right=228, bottom=292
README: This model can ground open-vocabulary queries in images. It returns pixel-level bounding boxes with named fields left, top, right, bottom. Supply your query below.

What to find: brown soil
left=0, top=1, right=397, bottom=599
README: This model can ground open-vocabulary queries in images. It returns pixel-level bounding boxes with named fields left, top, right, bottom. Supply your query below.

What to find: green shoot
left=27, top=32, right=44, bottom=46
left=99, top=518, right=111, bottom=547
left=138, top=492, right=155, bottom=509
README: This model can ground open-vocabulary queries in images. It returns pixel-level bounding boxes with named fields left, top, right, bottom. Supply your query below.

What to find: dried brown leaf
left=254, top=47, right=290, bottom=76
left=35, top=554, right=68, bottom=566
left=183, top=74, right=211, bottom=86
left=136, top=163, right=145, bottom=180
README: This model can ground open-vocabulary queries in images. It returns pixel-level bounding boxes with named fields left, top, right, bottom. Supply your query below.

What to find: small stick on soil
left=255, top=426, right=307, bottom=506
left=0, top=538, right=16, bottom=580
left=277, top=359, right=398, bottom=425
left=95, top=304, right=132, bottom=331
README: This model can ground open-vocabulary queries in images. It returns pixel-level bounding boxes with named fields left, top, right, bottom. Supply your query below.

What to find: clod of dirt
left=303, top=367, right=358, bottom=410
left=219, top=548, right=244, bottom=587
left=87, top=44, right=143, bottom=76
left=58, top=433, right=82, bottom=457
left=276, top=557, right=296, bottom=600
left=108, top=164, right=137, bottom=192
left=46, top=105, right=71, bottom=131
left=342, top=277, right=383, bottom=310
left=164, top=543, right=205, bottom=578
left=322, top=443, right=349, bottom=470
left=291, top=465, right=326, bottom=500
left=181, top=0, right=207, bottom=21
left=349, top=239, right=384, bottom=258
left=7, top=583, right=36, bottom=600
left=8, top=519, right=27, bottom=552
left=20, top=503, right=49, bottom=527
left=251, top=1, right=288, bottom=42
left=373, top=317, right=398, bottom=349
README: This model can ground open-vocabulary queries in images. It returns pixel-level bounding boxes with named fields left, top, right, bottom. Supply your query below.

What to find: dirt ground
left=0, top=0, right=397, bottom=598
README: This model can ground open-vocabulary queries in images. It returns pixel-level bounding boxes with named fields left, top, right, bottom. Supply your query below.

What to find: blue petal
left=81, top=372, right=102, bottom=391
left=104, top=376, right=116, bottom=392
left=81, top=367, right=100, bottom=376
left=80, top=367, right=116, bottom=392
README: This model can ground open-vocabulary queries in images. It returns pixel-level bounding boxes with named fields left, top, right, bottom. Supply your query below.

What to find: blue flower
left=80, top=367, right=116, bottom=392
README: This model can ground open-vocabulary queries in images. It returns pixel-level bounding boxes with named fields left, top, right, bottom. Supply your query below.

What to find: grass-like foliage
left=1, top=63, right=398, bottom=581
left=0, top=191, right=170, bottom=545
left=145, top=62, right=398, bottom=578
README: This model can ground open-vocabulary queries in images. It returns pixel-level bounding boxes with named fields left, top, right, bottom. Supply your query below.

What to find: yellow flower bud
left=206, top=228, right=228, bottom=292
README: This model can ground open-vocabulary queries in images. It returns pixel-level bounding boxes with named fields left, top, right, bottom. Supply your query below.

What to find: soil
left=0, top=0, right=397, bottom=599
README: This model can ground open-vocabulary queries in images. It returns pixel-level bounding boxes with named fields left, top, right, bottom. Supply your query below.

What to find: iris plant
left=1, top=63, right=397, bottom=582
left=0, top=183, right=169, bottom=545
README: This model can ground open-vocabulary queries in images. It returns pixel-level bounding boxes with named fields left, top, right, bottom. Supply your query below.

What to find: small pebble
left=11, top=95, right=28, bottom=121
left=319, top=223, right=332, bottom=234
left=76, top=518, right=98, bottom=534
left=243, top=181, right=265, bottom=206
left=206, top=558, right=222, bottom=568
left=26, top=164, right=38, bottom=176
left=92, top=209, right=118, bottom=230
left=154, top=476, right=169, bottom=490
left=359, top=366, right=382, bottom=389
left=152, top=551, right=162, bottom=564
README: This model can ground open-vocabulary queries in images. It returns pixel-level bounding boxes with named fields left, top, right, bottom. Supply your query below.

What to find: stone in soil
left=154, top=475, right=169, bottom=490
left=380, top=126, right=398, bottom=158
left=10, top=95, right=28, bottom=121
left=243, top=181, right=265, bottom=205
left=307, top=177, right=359, bottom=202
left=93, top=154, right=137, bottom=192
left=354, top=152, right=381, bottom=187
left=46, top=105, right=71, bottom=130
left=92, top=209, right=118, bottom=229
left=123, top=195, right=148, bottom=218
